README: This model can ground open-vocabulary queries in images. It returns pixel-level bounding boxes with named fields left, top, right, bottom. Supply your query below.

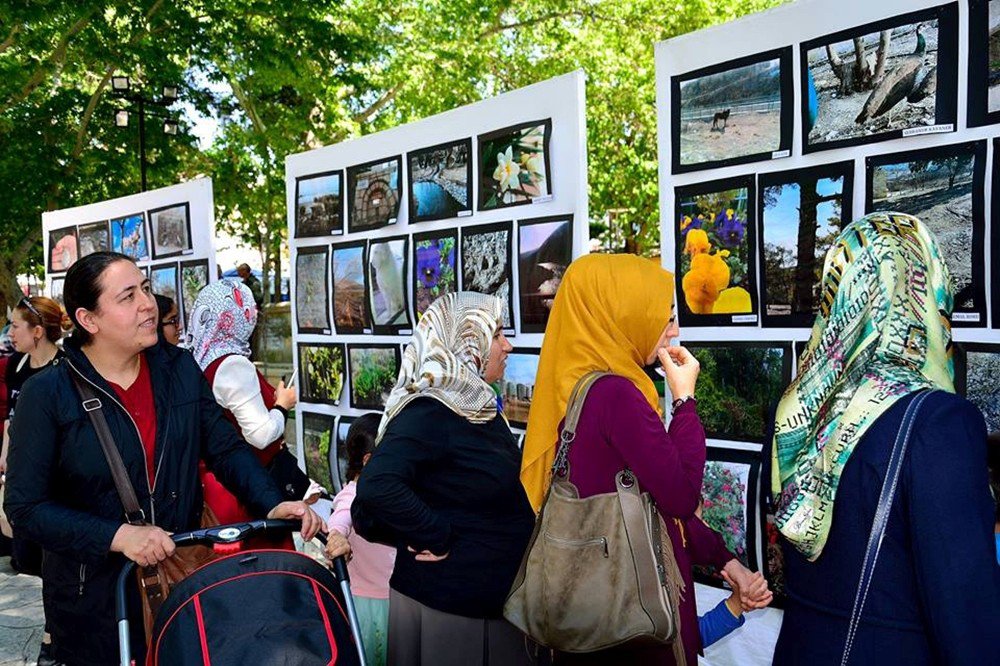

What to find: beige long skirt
left=387, top=589, right=543, bottom=666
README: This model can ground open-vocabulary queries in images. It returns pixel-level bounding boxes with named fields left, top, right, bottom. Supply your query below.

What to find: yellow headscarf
left=520, top=254, right=674, bottom=510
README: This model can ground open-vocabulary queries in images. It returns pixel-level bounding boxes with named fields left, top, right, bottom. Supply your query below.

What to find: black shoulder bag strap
left=841, top=389, right=934, bottom=665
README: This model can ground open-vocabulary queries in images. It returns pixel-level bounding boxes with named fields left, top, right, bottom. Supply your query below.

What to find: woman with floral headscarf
left=351, top=292, right=538, bottom=666
left=771, top=213, right=1000, bottom=664
left=187, top=280, right=337, bottom=552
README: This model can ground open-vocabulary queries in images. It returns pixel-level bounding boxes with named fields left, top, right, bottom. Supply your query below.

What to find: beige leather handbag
left=504, top=372, right=682, bottom=653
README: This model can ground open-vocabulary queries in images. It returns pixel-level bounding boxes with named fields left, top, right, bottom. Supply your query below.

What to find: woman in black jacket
left=4, top=252, right=324, bottom=665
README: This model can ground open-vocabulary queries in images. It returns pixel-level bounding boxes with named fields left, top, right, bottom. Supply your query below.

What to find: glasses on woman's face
left=161, top=317, right=179, bottom=328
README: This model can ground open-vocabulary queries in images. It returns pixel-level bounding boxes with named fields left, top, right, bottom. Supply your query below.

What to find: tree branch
left=0, top=23, right=19, bottom=55
left=352, top=83, right=401, bottom=125
left=478, top=10, right=596, bottom=39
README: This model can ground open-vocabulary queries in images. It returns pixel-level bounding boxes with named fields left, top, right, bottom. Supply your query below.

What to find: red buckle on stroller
left=211, top=542, right=243, bottom=555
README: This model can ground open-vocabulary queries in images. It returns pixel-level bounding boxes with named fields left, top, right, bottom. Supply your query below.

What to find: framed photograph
left=759, top=162, right=854, bottom=328
left=180, top=259, right=210, bottom=328
left=111, top=213, right=149, bottom=261
left=461, top=221, right=515, bottom=333
left=347, top=156, right=402, bottom=233
left=671, top=47, right=794, bottom=174
left=955, top=343, right=1000, bottom=434
left=518, top=215, right=572, bottom=334
left=368, top=235, right=412, bottom=335
left=77, top=221, right=110, bottom=258
left=333, top=415, right=355, bottom=491
left=501, top=348, right=539, bottom=429
left=48, top=226, right=78, bottom=273
left=301, top=412, right=337, bottom=495
left=686, top=342, right=792, bottom=443
left=693, top=446, right=761, bottom=588
left=49, top=277, right=64, bottom=306
left=295, top=245, right=332, bottom=335
left=674, top=175, right=759, bottom=327
left=150, top=263, right=180, bottom=314
left=332, top=240, right=371, bottom=334
left=865, top=140, right=987, bottom=326
left=295, top=171, right=343, bottom=237
left=993, top=139, right=1000, bottom=329
left=477, top=119, right=552, bottom=211
left=298, top=342, right=346, bottom=406
left=348, top=344, right=402, bottom=411
left=407, top=139, right=472, bottom=222
left=148, top=203, right=193, bottom=259
left=800, top=4, right=958, bottom=154
left=412, top=228, right=458, bottom=319
left=966, top=0, right=1000, bottom=127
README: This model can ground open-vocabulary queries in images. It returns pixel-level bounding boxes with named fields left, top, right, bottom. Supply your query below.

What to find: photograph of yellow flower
left=477, top=119, right=551, bottom=211
left=675, top=176, right=759, bottom=325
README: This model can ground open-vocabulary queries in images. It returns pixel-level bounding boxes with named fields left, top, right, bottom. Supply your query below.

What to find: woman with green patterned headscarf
left=771, top=213, right=1000, bottom=664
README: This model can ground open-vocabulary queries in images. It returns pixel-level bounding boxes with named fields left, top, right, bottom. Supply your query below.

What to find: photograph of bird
left=855, top=23, right=929, bottom=125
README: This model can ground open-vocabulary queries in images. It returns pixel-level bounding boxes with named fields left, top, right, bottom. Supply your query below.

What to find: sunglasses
left=19, top=297, right=42, bottom=320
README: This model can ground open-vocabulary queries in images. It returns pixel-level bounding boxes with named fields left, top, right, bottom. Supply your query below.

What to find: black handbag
left=266, top=446, right=313, bottom=501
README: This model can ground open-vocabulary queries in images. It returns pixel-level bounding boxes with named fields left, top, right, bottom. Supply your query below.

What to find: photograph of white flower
left=477, top=119, right=551, bottom=211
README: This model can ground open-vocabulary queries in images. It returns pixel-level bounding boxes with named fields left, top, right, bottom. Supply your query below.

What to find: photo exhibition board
left=655, top=1, right=999, bottom=654
left=41, top=179, right=219, bottom=329
left=286, top=71, right=589, bottom=464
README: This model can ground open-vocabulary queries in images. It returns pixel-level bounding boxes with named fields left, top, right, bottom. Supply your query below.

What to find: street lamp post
left=111, top=76, right=179, bottom=192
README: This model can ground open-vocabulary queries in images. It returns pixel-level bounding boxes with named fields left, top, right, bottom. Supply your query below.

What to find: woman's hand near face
left=658, top=345, right=700, bottom=399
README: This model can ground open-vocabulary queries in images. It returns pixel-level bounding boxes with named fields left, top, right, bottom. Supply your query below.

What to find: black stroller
left=115, top=519, right=367, bottom=666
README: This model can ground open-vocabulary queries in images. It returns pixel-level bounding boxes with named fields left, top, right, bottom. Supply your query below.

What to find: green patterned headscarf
left=772, top=212, right=955, bottom=561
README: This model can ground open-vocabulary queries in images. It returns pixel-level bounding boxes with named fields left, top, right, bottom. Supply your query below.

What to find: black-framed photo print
left=865, top=140, right=987, bottom=326
left=295, top=170, right=343, bottom=237
left=955, top=343, right=1000, bottom=434
left=685, top=341, right=792, bottom=443
left=674, top=175, right=759, bottom=327
left=301, top=411, right=337, bottom=495
left=693, top=446, right=761, bottom=589
left=966, top=0, right=1000, bottom=127
left=501, top=348, right=540, bottom=429
left=347, top=344, right=402, bottom=411
left=332, top=415, right=354, bottom=491
left=671, top=47, right=794, bottom=174
left=148, top=202, right=193, bottom=259
left=49, top=277, right=64, bottom=307
left=461, top=221, right=515, bottom=333
left=48, top=226, right=78, bottom=273
left=800, top=3, right=958, bottom=154
left=368, top=235, right=412, bottom=335
left=180, top=259, right=210, bottom=328
left=994, top=139, right=1000, bottom=329
left=758, top=162, right=854, bottom=328
left=150, top=263, right=180, bottom=316
left=298, top=342, right=346, bottom=406
left=518, top=215, right=572, bottom=334
left=111, top=213, right=149, bottom=261
left=331, top=240, right=371, bottom=334
left=295, top=245, right=332, bottom=335
left=347, top=156, right=402, bottom=233
left=407, top=138, right=473, bottom=222
left=412, top=228, right=458, bottom=320
left=77, top=221, right=110, bottom=258
left=477, top=119, right=552, bottom=211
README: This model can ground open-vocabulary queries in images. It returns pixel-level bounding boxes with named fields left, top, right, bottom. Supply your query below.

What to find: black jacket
left=4, top=337, right=285, bottom=665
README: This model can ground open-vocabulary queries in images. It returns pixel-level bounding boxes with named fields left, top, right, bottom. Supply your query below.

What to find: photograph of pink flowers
left=759, top=161, right=854, bottom=328
left=518, top=215, right=572, bottom=333
left=865, top=140, right=987, bottom=327
left=477, top=119, right=551, bottom=211
left=674, top=175, right=759, bottom=326
left=966, top=0, right=1000, bottom=128
left=412, top=228, right=458, bottom=319
left=694, top=446, right=761, bottom=589
left=686, top=341, right=792, bottom=443
left=671, top=47, right=793, bottom=174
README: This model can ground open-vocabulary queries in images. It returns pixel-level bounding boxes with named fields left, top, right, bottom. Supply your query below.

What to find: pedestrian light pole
left=111, top=76, right=179, bottom=192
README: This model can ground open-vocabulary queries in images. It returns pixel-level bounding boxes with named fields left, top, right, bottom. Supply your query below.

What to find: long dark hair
left=154, top=293, right=175, bottom=341
left=63, top=251, right=136, bottom=345
left=345, top=413, right=382, bottom=482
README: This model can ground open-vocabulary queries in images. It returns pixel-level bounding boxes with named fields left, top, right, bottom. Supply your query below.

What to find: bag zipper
left=543, top=533, right=609, bottom=557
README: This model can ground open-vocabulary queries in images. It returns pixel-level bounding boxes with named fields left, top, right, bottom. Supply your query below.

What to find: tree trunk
left=873, top=31, right=892, bottom=83
left=793, top=177, right=822, bottom=314
left=852, top=37, right=870, bottom=91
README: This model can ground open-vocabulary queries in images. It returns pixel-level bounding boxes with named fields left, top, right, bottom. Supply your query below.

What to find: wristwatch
left=671, top=395, right=696, bottom=414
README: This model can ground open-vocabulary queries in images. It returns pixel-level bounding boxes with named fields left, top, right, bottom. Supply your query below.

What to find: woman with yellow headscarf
left=770, top=213, right=1000, bottom=664
left=520, top=254, right=770, bottom=666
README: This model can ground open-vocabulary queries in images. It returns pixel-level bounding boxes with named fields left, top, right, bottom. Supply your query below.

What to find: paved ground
left=0, top=558, right=44, bottom=666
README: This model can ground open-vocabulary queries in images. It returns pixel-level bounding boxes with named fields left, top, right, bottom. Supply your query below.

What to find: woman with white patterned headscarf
left=352, top=292, right=540, bottom=666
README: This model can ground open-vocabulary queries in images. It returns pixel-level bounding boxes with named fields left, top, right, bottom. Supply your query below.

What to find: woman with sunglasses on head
left=2, top=252, right=325, bottom=665
left=154, top=294, right=182, bottom=346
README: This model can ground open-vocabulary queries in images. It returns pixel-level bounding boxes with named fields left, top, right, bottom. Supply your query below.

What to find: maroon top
left=109, top=354, right=157, bottom=487
left=559, top=375, right=733, bottom=666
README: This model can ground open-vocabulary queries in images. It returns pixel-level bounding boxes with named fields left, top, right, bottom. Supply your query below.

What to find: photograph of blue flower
left=111, top=213, right=148, bottom=260
left=413, top=229, right=457, bottom=319
left=760, top=162, right=854, bottom=328
left=408, top=139, right=471, bottom=222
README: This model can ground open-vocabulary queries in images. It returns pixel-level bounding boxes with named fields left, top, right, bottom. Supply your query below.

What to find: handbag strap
left=841, top=389, right=933, bottom=666
left=66, top=360, right=146, bottom=526
left=552, top=371, right=611, bottom=478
